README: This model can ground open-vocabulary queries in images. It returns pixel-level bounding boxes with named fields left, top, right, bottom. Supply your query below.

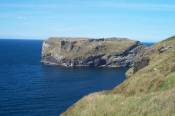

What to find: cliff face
left=61, top=36, right=175, bottom=116
left=41, top=37, right=146, bottom=67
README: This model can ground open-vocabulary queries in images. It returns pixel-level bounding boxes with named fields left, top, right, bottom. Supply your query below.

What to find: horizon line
left=0, top=37, right=159, bottom=43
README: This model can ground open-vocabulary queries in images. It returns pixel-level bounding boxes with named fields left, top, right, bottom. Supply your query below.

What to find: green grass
left=159, top=73, right=175, bottom=91
left=62, top=89, right=175, bottom=116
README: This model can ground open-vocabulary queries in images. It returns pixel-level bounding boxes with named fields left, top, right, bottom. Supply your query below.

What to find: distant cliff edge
left=41, top=37, right=147, bottom=68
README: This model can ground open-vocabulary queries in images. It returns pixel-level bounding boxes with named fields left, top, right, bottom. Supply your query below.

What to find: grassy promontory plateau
left=60, top=36, right=175, bottom=116
left=41, top=37, right=147, bottom=68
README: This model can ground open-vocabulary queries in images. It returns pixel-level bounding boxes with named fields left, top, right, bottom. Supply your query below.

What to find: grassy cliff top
left=47, top=37, right=131, bottom=41
left=43, top=37, right=138, bottom=59
left=61, top=36, right=175, bottom=116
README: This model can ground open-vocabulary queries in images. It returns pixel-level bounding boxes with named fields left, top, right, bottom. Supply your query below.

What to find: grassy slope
left=61, top=36, right=175, bottom=116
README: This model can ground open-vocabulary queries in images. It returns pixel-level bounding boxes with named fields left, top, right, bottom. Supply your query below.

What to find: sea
left=0, top=39, right=127, bottom=116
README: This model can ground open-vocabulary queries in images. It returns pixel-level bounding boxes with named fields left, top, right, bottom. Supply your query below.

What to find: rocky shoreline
left=41, top=37, right=149, bottom=68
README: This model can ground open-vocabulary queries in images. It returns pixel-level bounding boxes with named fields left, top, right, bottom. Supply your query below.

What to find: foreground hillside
left=61, top=36, right=175, bottom=116
left=41, top=37, right=146, bottom=67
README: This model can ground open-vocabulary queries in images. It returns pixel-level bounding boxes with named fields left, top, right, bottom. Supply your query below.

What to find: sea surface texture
left=0, top=39, right=126, bottom=116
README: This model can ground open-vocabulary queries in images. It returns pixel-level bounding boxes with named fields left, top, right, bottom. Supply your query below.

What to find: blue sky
left=0, top=0, right=175, bottom=42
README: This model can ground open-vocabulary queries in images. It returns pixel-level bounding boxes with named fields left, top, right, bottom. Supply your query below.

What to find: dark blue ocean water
left=0, top=39, right=126, bottom=116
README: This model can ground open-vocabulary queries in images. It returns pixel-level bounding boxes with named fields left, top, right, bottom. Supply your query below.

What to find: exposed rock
left=133, top=57, right=150, bottom=72
left=125, top=67, right=134, bottom=78
left=158, top=46, right=172, bottom=53
left=41, top=37, right=147, bottom=67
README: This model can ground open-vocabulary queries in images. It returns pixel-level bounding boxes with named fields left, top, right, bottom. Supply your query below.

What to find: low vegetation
left=61, top=36, right=175, bottom=116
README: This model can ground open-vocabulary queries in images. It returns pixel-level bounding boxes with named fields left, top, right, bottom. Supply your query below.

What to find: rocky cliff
left=41, top=37, right=146, bottom=67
